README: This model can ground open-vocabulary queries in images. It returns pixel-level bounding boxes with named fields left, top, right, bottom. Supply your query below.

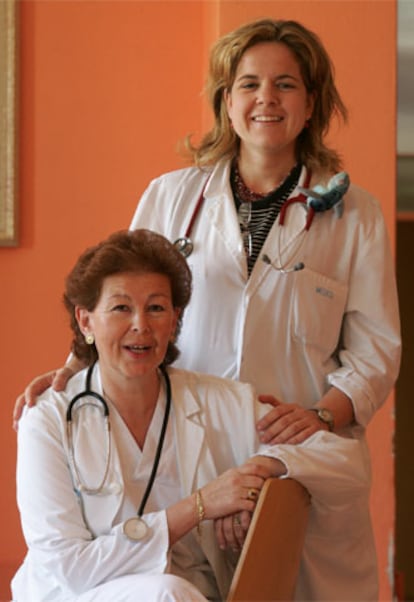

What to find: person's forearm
left=167, top=461, right=280, bottom=545
left=166, top=495, right=199, bottom=546
left=314, top=387, right=354, bottom=431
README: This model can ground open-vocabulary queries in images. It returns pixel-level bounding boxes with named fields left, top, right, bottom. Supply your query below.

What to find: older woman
left=13, top=229, right=375, bottom=601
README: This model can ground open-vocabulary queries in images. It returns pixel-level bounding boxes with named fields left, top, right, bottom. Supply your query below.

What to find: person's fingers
left=12, top=364, right=79, bottom=431
left=220, top=514, right=246, bottom=551
left=12, top=394, right=26, bottom=431
left=258, top=405, right=315, bottom=444
left=258, top=394, right=282, bottom=408
left=231, top=513, right=247, bottom=550
left=13, top=369, right=64, bottom=430
left=202, top=467, right=265, bottom=519
left=214, top=518, right=226, bottom=550
left=222, top=515, right=238, bottom=550
left=263, top=409, right=328, bottom=444
left=13, top=375, right=54, bottom=430
left=239, top=509, right=252, bottom=532
left=214, top=511, right=252, bottom=551
left=52, top=366, right=75, bottom=391
left=237, top=461, right=272, bottom=480
left=256, top=404, right=294, bottom=439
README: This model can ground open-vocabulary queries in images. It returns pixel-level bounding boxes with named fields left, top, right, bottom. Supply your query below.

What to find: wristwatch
left=309, top=408, right=334, bottom=432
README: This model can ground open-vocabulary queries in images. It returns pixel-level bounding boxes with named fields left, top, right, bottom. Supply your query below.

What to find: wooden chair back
left=227, top=477, right=310, bottom=602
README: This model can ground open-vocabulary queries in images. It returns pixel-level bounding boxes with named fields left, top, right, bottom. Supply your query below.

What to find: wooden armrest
left=227, top=477, right=310, bottom=602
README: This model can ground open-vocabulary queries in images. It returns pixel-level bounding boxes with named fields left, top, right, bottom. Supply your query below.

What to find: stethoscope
left=173, top=177, right=209, bottom=258
left=172, top=169, right=313, bottom=262
left=173, top=170, right=313, bottom=271
left=261, top=169, right=313, bottom=273
left=173, top=169, right=349, bottom=274
left=66, top=361, right=172, bottom=541
left=262, top=170, right=349, bottom=272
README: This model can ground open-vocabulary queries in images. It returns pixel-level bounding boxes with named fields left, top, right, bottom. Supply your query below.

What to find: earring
left=304, top=119, right=311, bottom=129
left=85, top=333, right=95, bottom=345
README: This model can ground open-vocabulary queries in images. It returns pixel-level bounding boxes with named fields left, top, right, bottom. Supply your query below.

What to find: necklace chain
left=231, top=162, right=302, bottom=272
left=232, top=161, right=299, bottom=203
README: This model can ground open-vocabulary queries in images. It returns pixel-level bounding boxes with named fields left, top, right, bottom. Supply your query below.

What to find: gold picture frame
left=0, top=0, right=18, bottom=246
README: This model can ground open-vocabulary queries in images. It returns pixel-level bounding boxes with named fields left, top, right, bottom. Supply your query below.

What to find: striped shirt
left=231, top=163, right=302, bottom=275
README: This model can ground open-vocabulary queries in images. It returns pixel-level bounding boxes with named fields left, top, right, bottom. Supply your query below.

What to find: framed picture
left=0, top=0, right=18, bottom=246
left=398, top=0, right=414, bottom=216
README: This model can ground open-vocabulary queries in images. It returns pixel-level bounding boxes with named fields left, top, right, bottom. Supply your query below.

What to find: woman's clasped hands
left=208, top=455, right=283, bottom=552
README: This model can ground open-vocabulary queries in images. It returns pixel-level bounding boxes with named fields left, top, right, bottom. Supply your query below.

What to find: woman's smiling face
left=225, top=41, right=314, bottom=162
left=76, top=271, right=179, bottom=383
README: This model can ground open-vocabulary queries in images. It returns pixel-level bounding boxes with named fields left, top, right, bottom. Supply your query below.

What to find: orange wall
left=0, top=1, right=397, bottom=599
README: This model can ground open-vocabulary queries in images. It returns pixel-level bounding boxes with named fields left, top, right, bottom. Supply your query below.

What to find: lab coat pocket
left=291, top=268, right=348, bottom=354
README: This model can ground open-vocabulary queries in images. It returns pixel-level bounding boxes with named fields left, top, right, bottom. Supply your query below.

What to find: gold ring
left=233, top=514, right=241, bottom=527
left=246, top=488, right=259, bottom=502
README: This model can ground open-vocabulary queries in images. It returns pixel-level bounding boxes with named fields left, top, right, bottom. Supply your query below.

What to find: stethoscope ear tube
left=66, top=362, right=112, bottom=496
left=66, top=362, right=109, bottom=422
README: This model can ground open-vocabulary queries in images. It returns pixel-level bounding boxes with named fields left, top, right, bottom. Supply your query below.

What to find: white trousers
left=75, top=573, right=209, bottom=602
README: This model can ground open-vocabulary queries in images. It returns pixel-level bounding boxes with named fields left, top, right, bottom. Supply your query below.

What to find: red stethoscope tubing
left=278, top=169, right=314, bottom=230
left=183, top=178, right=209, bottom=239
left=173, top=178, right=210, bottom=257
left=175, top=169, right=314, bottom=256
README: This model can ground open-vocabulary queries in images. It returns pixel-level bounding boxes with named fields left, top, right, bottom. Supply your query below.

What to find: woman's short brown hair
left=64, top=229, right=192, bottom=366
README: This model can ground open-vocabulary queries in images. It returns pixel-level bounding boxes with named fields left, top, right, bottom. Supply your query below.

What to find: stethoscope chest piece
left=173, top=174, right=212, bottom=258
left=173, top=237, right=193, bottom=258
left=123, top=516, right=149, bottom=541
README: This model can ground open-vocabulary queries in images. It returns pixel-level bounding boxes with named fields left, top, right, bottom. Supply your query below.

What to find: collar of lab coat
left=169, top=368, right=222, bottom=495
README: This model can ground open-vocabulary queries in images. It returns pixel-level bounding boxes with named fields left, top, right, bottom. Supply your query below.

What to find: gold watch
left=309, top=408, right=334, bottom=432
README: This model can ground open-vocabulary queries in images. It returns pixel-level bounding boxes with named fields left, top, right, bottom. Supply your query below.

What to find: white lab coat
left=131, top=159, right=401, bottom=427
left=13, top=366, right=377, bottom=601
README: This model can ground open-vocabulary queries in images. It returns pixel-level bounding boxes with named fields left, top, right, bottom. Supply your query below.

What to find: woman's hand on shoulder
left=256, top=395, right=328, bottom=445
left=13, top=363, right=81, bottom=430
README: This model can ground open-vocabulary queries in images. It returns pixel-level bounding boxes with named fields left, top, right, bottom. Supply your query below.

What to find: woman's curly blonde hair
left=186, top=18, right=347, bottom=173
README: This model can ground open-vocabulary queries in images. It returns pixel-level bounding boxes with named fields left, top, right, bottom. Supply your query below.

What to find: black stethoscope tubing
left=66, top=362, right=172, bottom=539
left=137, top=363, right=171, bottom=516
left=66, top=362, right=109, bottom=422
